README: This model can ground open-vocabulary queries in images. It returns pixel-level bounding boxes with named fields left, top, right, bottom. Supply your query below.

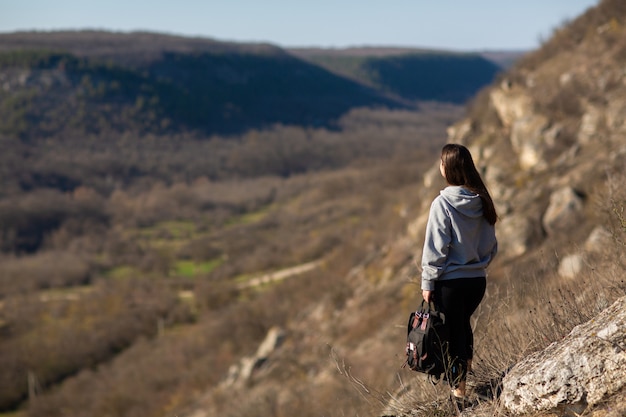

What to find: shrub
left=0, top=251, right=90, bottom=297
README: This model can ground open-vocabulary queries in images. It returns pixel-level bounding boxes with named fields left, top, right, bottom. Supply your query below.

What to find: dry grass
left=334, top=260, right=625, bottom=417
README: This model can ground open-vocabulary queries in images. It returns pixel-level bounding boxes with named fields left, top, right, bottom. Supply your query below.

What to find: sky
left=0, top=0, right=600, bottom=51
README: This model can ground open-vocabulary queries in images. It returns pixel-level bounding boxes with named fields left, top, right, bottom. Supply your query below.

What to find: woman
left=420, top=144, right=497, bottom=406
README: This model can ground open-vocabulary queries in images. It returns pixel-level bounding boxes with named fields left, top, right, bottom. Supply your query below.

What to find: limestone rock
left=407, top=211, right=429, bottom=242
left=446, top=119, right=472, bottom=144
left=606, top=98, right=626, bottom=133
left=578, top=106, right=604, bottom=144
left=585, top=226, right=614, bottom=253
left=422, top=164, right=442, bottom=189
left=501, top=295, right=626, bottom=414
left=558, top=254, right=583, bottom=278
left=542, top=187, right=585, bottom=235
left=490, top=87, right=534, bottom=128
left=221, top=326, right=286, bottom=387
left=256, top=326, right=286, bottom=359
left=510, top=114, right=550, bottom=170
left=497, top=215, right=541, bottom=258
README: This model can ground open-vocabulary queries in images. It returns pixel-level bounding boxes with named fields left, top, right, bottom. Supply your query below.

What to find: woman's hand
left=422, top=290, right=433, bottom=303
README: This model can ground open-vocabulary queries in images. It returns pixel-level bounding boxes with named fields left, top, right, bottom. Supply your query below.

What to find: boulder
left=605, top=97, right=626, bottom=133
left=558, top=253, right=583, bottom=279
left=542, top=187, right=585, bottom=235
left=490, top=86, right=534, bottom=128
left=578, top=106, right=604, bottom=144
left=256, top=326, right=286, bottom=359
left=221, top=326, right=286, bottom=387
left=510, top=114, right=550, bottom=170
left=446, top=119, right=472, bottom=144
left=497, top=215, right=541, bottom=258
left=501, top=296, right=626, bottom=414
left=584, top=226, right=614, bottom=253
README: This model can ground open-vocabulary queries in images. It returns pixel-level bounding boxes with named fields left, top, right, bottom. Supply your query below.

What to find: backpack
left=403, top=301, right=449, bottom=381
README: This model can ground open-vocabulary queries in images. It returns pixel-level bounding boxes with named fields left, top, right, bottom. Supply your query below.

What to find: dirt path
left=236, top=260, right=322, bottom=289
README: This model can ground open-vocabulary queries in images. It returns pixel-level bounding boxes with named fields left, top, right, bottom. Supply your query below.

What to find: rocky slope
left=394, top=0, right=626, bottom=414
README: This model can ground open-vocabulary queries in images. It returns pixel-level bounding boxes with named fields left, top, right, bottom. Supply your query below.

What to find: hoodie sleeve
left=487, top=227, right=498, bottom=265
left=421, top=196, right=452, bottom=291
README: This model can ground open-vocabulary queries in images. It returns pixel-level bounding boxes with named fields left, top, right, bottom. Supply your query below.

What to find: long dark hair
left=441, top=144, right=497, bottom=225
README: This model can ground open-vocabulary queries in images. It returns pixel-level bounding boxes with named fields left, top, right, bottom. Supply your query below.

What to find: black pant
left=434, top=276, right=486, bottom=383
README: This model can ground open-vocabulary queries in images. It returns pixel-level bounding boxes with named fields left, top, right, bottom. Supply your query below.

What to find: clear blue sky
left=0, top=0, right=599, bottom=51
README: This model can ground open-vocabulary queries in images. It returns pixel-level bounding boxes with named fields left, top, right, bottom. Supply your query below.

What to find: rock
left=490, top=87, right=534, bottom=128
left=605, top=98, right=626, bottom=133
left=497, top=215, right=541, bottom=258
left=256, top=326, right=286, bottom=359
left=585, top=226, right=614, bottom=253
left=510, top=114, right=550, bottom=170
left=407, top=211, right=429, bottom=241
left=422, top=164, right=442, bottom=189
left=558, top=253, right=583, bottom=278
left=578, top=106, right=604, bottom=144
left=542, top=187, right=585, bottom=235
left=560, top=72, right=573, bottom=86
left=501, top=296, right=626, bottom=414
left=220, top=326, right=286, bottom=387
left=446, top=119, right=472, bottom=144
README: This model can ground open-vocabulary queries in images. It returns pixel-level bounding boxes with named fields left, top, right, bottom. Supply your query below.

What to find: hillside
left=290, top=47, right=506, bottom=103
left=0, top=31, right=508, bottom=139
left=0, top=31, right=402, bottom=138
left=1, top=2, right=626, bottom=416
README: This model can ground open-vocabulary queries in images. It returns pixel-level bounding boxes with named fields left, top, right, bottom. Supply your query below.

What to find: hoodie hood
left=439, top=185, right=483, bottom=219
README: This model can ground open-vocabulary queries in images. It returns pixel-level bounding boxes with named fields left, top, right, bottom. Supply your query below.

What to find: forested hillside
left=0, top=45, right=396, bottom=138
left=0, top=31, right=506, bottom=139
left=291, top=47, right=504, bottom=103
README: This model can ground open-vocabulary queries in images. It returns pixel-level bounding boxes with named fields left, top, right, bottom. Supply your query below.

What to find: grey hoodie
left=421, top=185, right=497, bottom=291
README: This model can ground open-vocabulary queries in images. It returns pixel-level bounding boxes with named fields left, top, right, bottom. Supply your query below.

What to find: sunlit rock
left=578, top=106, right=603, bottom=144
left=497, top=215, right=540, bottom=258
left=510, top=114, right=550, bottom=170
left=502, top=296, right=626, bottom=414
left=584, top=226, right=613, bottom=253
left=558, top=253, right=583, bottom=278
left=490, top=87, right=534, bottom=128
left=542, top=187, right=584, bottom=235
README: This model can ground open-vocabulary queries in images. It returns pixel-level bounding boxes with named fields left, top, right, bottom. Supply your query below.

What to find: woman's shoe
left=450, top=393, right=476, bottom=412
